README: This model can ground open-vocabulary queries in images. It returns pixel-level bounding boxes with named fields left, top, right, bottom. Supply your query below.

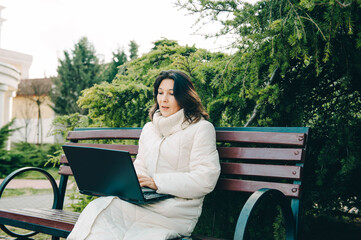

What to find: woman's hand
left=137, top=174, right=158, bottom=190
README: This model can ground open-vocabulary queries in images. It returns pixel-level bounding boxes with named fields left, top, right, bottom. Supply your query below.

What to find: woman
left=67, top=70, right=220, bottom=240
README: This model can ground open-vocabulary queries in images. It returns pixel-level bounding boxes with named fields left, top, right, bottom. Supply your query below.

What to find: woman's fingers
left=137, top=174, right=158, bottom=190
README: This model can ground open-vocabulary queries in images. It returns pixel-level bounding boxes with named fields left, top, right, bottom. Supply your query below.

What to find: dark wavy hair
left=149, top=70, right=209, bottom=123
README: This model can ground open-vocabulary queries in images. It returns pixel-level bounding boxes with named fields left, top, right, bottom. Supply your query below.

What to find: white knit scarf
left=152, top=109, right=190, bottom=137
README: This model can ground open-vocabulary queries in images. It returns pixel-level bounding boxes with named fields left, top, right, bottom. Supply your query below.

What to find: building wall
left=11, top=95, right=58, bottom=144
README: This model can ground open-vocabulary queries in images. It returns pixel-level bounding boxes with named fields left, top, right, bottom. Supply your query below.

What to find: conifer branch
left=244, top=68, right=278, bottom=127
left=335, top=0, right=351, bottom=8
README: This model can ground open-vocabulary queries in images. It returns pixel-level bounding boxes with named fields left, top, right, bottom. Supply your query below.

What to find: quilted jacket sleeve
left=154, top=121, right=220, bottom=199
left=133, top=123, right=150, bottom=177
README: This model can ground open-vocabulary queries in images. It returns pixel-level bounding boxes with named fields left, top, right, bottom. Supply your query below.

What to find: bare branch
left=335, top=0, right=351, bottom=8
left=299, top=15, right=327, bottom=41
left=244, top=68, right=278, bottom=127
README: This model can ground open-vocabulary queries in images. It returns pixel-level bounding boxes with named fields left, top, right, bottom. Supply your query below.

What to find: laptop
left=62, top=145, right=173, bottom=204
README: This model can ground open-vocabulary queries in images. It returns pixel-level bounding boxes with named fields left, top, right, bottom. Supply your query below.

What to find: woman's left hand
left=137, top=174, right=158, bottom=190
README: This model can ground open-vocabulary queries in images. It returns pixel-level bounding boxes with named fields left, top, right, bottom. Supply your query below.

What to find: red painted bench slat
left=216, top=131, right=306, bottom=146
left=66, top=129, right=142, bottom=141
left=218, top=147, right=304, bottom=161
left=220, top=162, right=301, bottom=179
left=216, top=178, right=300, bottom=198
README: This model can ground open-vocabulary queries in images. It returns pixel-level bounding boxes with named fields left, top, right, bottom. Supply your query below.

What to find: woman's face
left=157, top=79, right=181, bottom=117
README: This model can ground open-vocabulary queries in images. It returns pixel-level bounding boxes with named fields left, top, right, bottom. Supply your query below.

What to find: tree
left=0, top=119, right=15, bottom=150
left=129, top=40, right=139, bottom=60
left=77, top=39, right=230, bottom=127
left=17, top=78, right=52, bottom=144
left=51, top=37, right=101, bottom=115
left=101, top=48, right=128, bottom=83
left=177, top=0, right=361, bottom=231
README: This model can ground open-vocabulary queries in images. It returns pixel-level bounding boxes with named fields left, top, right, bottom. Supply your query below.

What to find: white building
left=0, top=6, right=33, bottom=148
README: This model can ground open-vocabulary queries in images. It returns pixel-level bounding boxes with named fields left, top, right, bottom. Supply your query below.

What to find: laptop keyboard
left=144, top=192, right=162, bottom=199
left=141, top=187, right=156, bottom=193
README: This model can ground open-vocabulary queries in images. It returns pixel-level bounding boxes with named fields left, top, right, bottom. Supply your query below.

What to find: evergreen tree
left=177, top=0, right=361, bottom=235
left=77, top=39, right=229, bottom=127
left=102, top=48, right=128, bottom=83
left=129, top=40, right=139, bottom=60
left=51, top=37, right=101, bottom=115
left=0, top=120, right=15, bottom=149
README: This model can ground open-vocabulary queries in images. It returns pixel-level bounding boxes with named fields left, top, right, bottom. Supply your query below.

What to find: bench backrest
left=58, top=126, right=309, bottom=229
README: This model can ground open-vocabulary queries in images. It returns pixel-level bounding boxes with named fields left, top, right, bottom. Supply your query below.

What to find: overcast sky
left=0, top=0, right=233, bottom=78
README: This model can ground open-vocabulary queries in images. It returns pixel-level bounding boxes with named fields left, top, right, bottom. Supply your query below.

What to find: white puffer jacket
left=67, top=109, right=220, bottom=240
left=134, top=109, right=220, bottom=235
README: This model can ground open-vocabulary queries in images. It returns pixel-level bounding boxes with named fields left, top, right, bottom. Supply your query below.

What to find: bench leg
left=52, top=236, right=60, bottom=240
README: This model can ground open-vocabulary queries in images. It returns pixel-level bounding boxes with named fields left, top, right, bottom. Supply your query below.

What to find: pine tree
left=51, top=37, right=101, bottom=115
left=0, top=119, right=15, bottom=149
left=129, top=40, right=139, bottom=60
left=102, top=48, right=128, bottom=83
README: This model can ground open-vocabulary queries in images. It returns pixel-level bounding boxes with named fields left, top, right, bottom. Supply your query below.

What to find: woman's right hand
left=137, top=174, right=158, bottom=190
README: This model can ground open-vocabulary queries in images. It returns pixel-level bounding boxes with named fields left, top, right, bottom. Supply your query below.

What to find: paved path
left=0, top=180, right=75, bottom=209
left=0, top=194, right=55, bottom=209
left=0, top=179, right=75, bottom=209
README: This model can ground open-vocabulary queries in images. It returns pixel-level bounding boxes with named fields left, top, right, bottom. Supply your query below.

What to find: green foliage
left=51, top=37, right=102, bottom=115
left=0, top=151, right=23, bottom=178
left=50, top=113, right=90, bottom=140
left=194, top=191, right=249, bottom=238
left=101, top=48, right=128, bottom=83
left=0, top=143, right=61, bottom=178
left=68, top=189, right=96, bottom=213
left=0, top=119, right=16, bottom=149
left=46, top=113, right=91, bottom=167
left=78, top=81, right=152, bottom=127
left=195, top=191, right=286, bottom=239
left=129, top=40, right=139, bottom=60
left=77, top=39, right=233, bottom=127
left=0, top=120, right=19, bottom=177
left=175, top=0, right=361, bottom=237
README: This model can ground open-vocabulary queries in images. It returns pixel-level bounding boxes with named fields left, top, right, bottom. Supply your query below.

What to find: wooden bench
left=0, top=127, right=309, bottom=240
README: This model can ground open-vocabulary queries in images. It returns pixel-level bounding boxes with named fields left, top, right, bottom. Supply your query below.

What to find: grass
left=11, top=167, right=60, bottom=180
left=1, top=188, right=53, bottom=198
left=0, top=227, right=66, bottom=239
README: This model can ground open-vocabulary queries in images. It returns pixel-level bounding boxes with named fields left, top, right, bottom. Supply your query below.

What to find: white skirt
left=67, top=196, right=186, bottom=240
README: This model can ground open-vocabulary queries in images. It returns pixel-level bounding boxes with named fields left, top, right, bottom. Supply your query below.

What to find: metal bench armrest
left=0, top=167, right=60, bottom=238
left=233, top=188, right=296, bottom=240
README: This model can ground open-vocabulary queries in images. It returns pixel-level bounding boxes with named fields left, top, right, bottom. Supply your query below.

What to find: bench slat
left=66, top=130, right=306, bottom=146
left=59, top=164, right=301, bottom=181
left=60, top=146, right=304, bottom=163
left=67, top=129, right=142, bottom=141
left=221, top=162, right=301, bottom=179
left=218, top=147, right=304, bottom=161
left=0, top=209, right=78, bottom=232
left=58, top=165, right=73, bottom=175
left=64, top=143, right=139, bottom=155
left=216, top=178, right=300, bottom=198
left=216, top=131, right=306, bottom=146
left=8, top=209, right=79, bottom=223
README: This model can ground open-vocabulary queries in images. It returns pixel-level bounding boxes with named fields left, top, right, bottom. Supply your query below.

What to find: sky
left=0, top=0, right=232, bottom=79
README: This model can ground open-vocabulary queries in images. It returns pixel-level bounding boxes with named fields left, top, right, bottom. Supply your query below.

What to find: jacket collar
left=152, top=109, right=190, bottom=137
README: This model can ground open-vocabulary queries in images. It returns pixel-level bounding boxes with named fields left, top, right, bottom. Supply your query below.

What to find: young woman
left=67, top=70, right=220, bottom=240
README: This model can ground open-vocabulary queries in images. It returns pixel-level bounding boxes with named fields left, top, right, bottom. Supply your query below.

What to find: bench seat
left=0, top=208, right=78, bottom=238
